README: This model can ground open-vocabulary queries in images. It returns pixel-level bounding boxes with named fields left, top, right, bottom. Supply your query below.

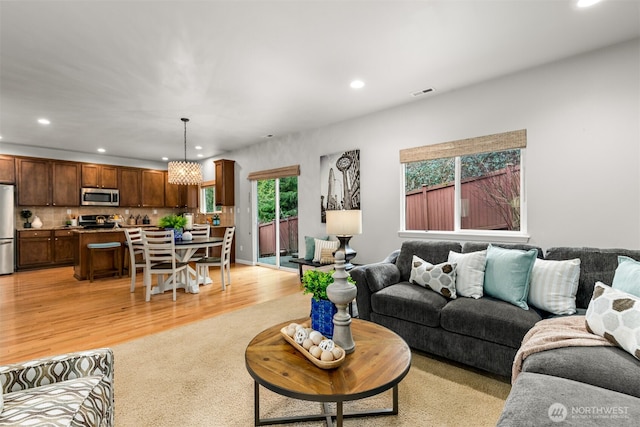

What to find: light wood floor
left=0, top=264, right=301, bottom=364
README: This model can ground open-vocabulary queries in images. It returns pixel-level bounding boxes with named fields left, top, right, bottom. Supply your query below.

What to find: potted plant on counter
left=21, top=209, right=33, bottom=228
left=302, top=269, right=355, bottom=338
left=158, top=214, right=188, bottom=240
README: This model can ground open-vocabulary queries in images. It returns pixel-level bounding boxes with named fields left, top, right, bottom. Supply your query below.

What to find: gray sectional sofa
left=351, top=241, right=640, bottom=425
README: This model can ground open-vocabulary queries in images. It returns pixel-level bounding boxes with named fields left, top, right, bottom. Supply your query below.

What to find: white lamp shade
left=326, top=209, right=362, bottom=236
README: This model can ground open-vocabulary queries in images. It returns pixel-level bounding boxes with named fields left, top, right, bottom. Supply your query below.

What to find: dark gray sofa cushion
left=545, top=247, right=640, bottom=310
left=498, top=372, right=640, bottom=426
left=522, top=346, right=640, bottom=398
left=440, top=296, right=543, bottom=348
left=371, top=282, right=447, bottom=327
left=396, top=240, right=462, bottom=282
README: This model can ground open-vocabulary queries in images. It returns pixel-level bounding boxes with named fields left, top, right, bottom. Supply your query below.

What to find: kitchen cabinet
left=17, top=230, right=53, bottom=269
left=0, top=155, right=15, bottom=184
left=53, top=229, right=77, bottom=264
left=142, top=169, right=165, bottom=207
left=165, top=174, right=198, bottom=208
left=52, top=161, right=81, bottom=206
left=17, top=229, right=78, bottom=270
left=16, top=158, right=80, bottom=206
left=214, top=159, right=235, bottom=206
left=119, top=168, right=141, bottom=207
left=81, top=164, right=118, bottom=188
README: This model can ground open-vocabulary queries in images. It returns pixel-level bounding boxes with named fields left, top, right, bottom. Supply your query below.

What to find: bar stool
left=88, top=242, right=122, bottom=282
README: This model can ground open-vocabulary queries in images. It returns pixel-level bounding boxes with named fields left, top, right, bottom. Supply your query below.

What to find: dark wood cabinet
left=0, top=155, right=15, bottom=184
left=53, top=229, right=77, bottom=264
left=16, top=158, right=51, bottom=206
left=119, top=168, right=142, bottom=207
left=16, top=158, right=80, bottom=206
left=52, top=161, right=80, bottom=206
left=17, top=230, right=53, bottom=269
left=165, top=174, right=198, bottom=208
left=214, top=159, right=235, bottom=206
left=142, top=169, right=165, bottom=207
left=17, top=229, right=77, bottom=270
left=81, top=164, right=118, bottom=188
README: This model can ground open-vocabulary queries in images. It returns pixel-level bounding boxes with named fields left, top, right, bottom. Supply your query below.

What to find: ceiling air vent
left=411, top=87, right=435, bottom=97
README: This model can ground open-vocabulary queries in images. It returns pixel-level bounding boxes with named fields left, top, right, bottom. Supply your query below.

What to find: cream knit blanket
left=512, top=315, right=613, bottom=382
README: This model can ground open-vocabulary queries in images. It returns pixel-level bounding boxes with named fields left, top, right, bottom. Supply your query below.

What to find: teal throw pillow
left=612, top=256, right=640, bottom=297
left=483, top=244, right=537, bottom=310
left=304, top=236, right=328, bottom=260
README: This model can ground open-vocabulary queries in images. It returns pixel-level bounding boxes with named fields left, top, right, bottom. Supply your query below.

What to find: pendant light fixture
left=167, top=117, right=203, bottom=185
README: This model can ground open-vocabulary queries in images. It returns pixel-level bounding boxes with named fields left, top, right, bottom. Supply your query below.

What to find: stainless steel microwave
left=81, top=188, right=120, bottom=206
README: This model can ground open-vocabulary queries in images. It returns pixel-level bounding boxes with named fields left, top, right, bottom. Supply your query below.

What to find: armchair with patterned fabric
left=0, top=348, right=114, bottom=426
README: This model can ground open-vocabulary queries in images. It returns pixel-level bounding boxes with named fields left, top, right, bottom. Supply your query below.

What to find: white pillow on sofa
left=586, top=282, right=640, bottom=360
left=409, top=255, right=457, bottom=299
left=447, top=250, right=486, bottom=299
left=528, top=258, right=580, bottom=315
left=312, top=238, right=339, bottom=263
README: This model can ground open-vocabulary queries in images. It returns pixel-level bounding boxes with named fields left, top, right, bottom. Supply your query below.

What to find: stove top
left=78, top=214, right=117, bottom=229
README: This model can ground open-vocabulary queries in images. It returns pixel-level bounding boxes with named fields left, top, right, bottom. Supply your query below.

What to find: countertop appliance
left=0, top=184, right=15, bottom=275
left=81, top=188, right=119, bottom=207
left=78, top=214, right=117, bottom=229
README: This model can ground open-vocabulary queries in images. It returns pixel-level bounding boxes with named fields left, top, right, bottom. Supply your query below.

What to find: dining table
left=173, top=236, right=223, bottom=293
left=130, top=235, right=224, bottom=296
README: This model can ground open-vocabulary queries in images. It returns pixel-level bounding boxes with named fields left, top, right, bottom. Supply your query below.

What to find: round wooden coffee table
left=245, top=317, right=411, bottom=426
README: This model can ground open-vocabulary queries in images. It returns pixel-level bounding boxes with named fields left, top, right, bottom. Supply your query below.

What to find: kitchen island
left=73, top=228, right=128, bottom=281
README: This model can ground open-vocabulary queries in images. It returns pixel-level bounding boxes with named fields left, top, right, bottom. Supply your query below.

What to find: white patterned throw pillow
left=313, top=238, right=339, bottom=263
left=447, top=250, right=486, bottom=299
left=585, top=282, right=640, bottom=360
left=528, top=258, right=581, bottom=315
left=409, top=255, right=457, bottom=299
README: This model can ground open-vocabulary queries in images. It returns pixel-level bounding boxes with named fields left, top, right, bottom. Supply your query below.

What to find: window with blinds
left=401, top=130, right=526, bottom=235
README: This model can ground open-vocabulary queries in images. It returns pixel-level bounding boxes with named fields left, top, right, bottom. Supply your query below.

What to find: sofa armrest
left=0, top=348, right=114, bottom=394
left=351, top=263, right=401, bottom=320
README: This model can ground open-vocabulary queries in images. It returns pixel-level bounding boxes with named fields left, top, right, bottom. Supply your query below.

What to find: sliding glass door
left=256, top=176, right=298, bottom=269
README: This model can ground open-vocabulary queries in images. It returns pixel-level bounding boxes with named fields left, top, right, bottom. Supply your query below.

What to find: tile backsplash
left=14, top=206, right=235, bottom=229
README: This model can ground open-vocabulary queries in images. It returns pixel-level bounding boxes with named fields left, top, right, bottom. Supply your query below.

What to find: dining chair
left=195, top=226, right=235, bottom=291
left=124, top=227, right=145, bottom=292
left=188, top=223, right=211, bottom=261
left=141, top=229, right=189, bottom=302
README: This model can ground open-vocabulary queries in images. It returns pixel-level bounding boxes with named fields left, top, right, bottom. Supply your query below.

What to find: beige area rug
left=113, top=292, right=510, bottom=426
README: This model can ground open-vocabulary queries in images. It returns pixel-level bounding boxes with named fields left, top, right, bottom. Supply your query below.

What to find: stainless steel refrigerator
left=0, top=184, right=15, bottom=275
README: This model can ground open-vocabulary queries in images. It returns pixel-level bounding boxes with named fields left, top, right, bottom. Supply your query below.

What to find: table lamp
left=325, top=209, right=362, bottom=269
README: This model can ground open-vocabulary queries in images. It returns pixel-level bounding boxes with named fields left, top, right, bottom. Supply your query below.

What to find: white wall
left=208, top=38, right=640, bottom=265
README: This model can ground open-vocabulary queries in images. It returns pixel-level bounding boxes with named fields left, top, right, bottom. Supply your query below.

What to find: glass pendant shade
left=167, top=161, right=203, bottom=185
left=167, top=117, right=203, bottom=185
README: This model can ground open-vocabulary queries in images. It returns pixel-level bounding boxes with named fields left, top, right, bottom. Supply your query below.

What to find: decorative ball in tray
left=280, top=322, right=346, bottom=369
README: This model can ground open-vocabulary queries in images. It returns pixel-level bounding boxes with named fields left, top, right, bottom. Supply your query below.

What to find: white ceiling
left=1, top=0, right=639, bottom=163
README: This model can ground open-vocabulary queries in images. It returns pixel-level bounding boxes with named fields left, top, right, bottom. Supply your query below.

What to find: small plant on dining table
left=158, top=214, right=187, bottom=230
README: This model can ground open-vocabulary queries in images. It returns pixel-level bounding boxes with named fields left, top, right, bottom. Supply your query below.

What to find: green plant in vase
left=302, top=269, right=355, bottom=338
left=158, top=214, right=188, bottom=239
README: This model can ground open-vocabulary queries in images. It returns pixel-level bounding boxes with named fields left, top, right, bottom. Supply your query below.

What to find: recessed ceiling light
left=195, top=145, right=202, bottom=150
left=350, top=80, right=365, bottom=89
left=197, top=153, right=203, bottom=158
left=97, top=148, right=106, bottom=153
left=37, top=118, right=51, bottom=125
left=162, top=157, right=169, bottom=161
left=577, top=0, right=602, bottom=7
left=0, top=135, right=3, bottom=140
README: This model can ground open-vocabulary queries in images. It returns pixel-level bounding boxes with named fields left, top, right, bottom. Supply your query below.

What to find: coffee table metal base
left=253, top=381, right=399, bottom=426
